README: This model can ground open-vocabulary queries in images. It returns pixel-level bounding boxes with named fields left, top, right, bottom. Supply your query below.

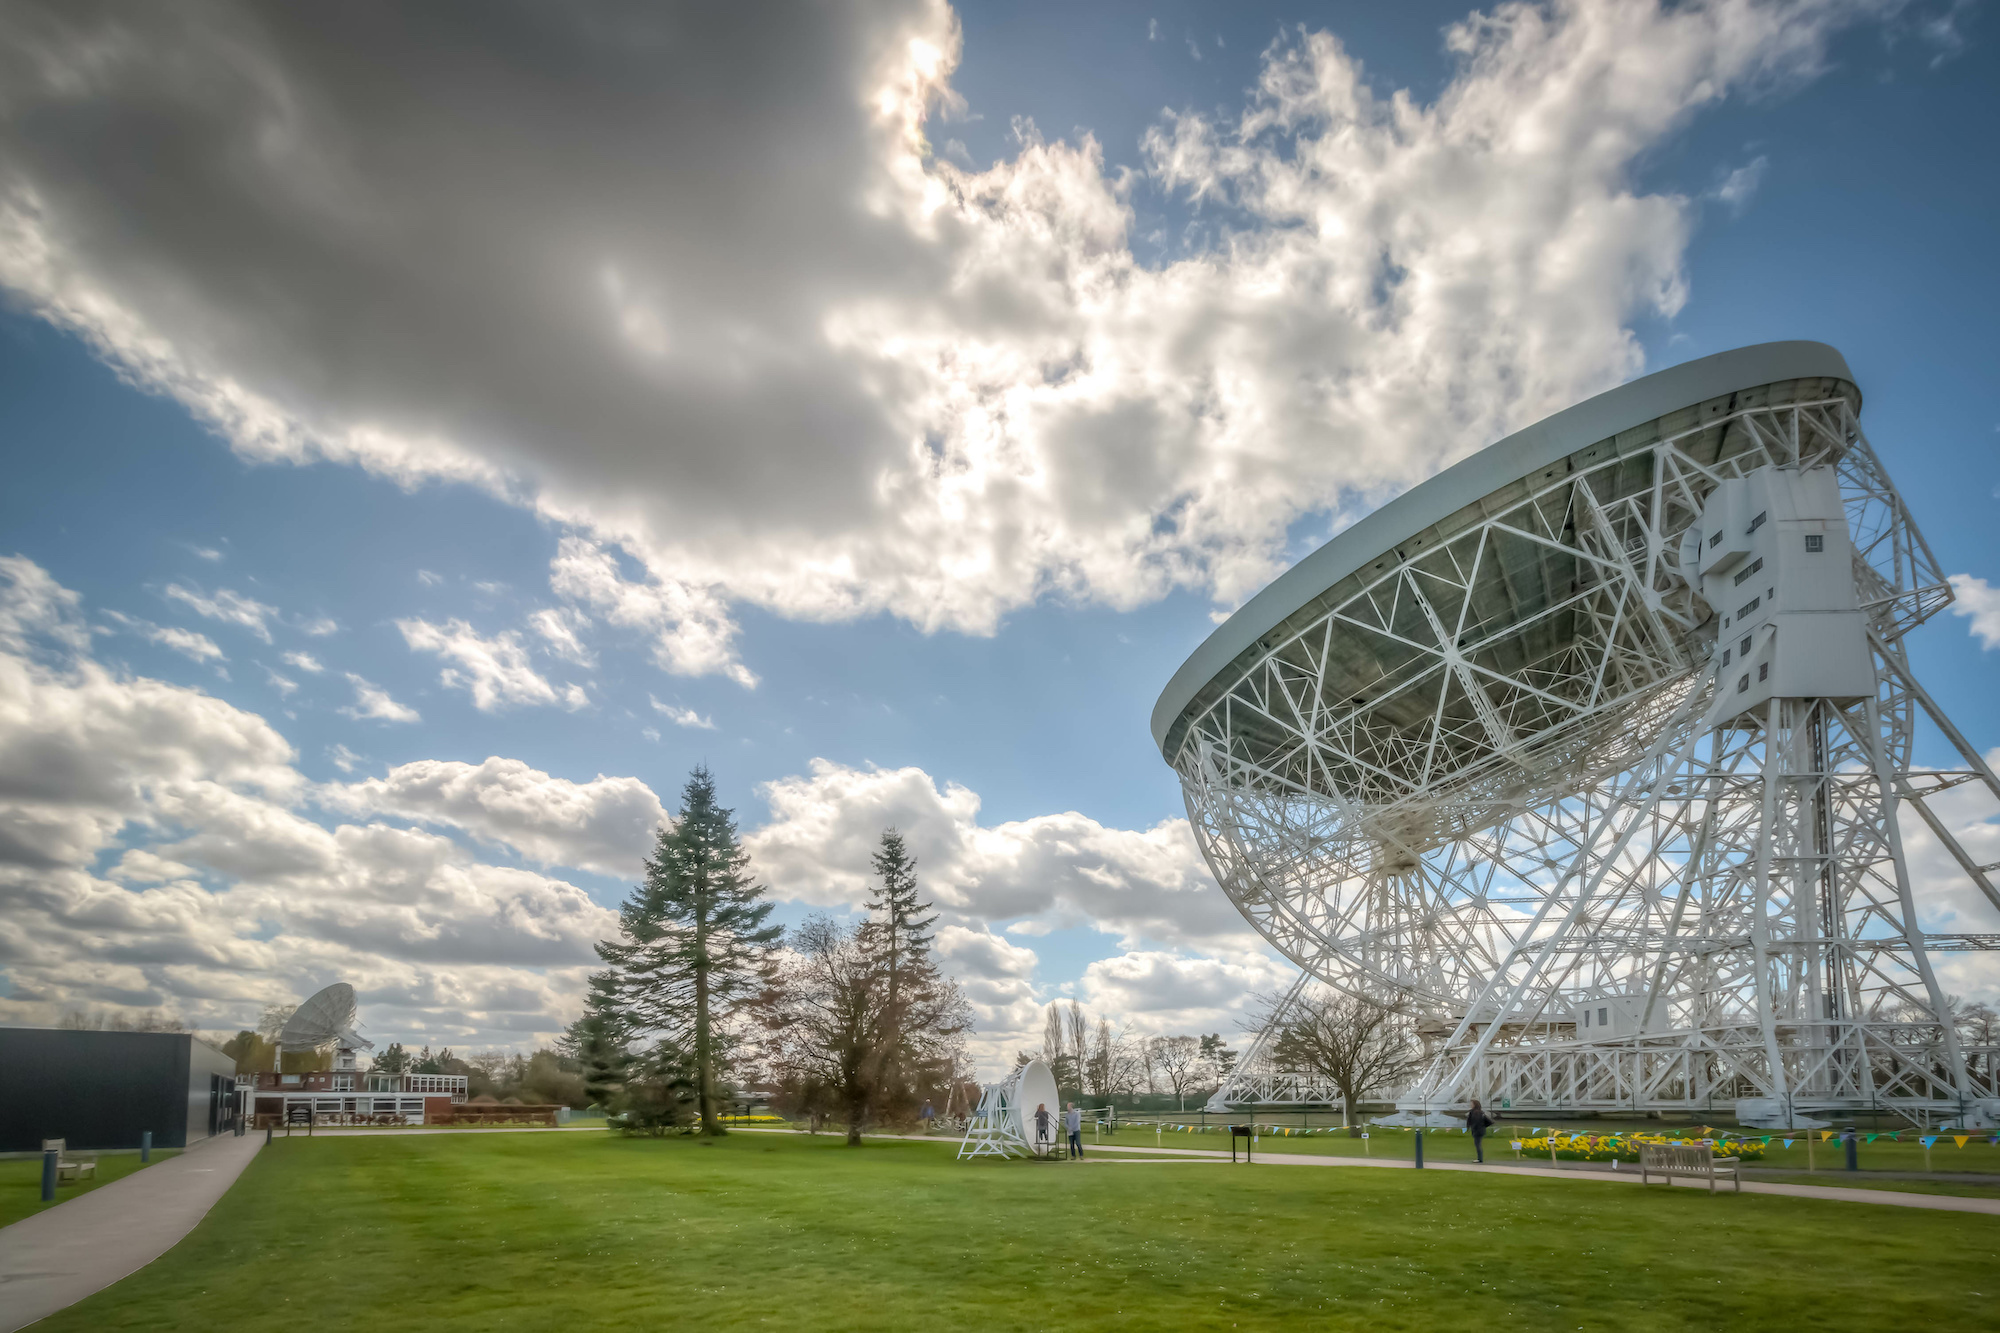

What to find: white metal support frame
left=1166, top=353, right=2000, bottom=1129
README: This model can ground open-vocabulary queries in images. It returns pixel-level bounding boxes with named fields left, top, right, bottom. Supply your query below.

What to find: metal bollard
left=265, top=1125, right=273, bottom=1145
left=1844, top=1127, right=1858, bottom=1172
left=1414, top=1128, right=1425, bottom=1169
left=141, top=1130, right=152, bottom=1163
left=42, top=1150, right=58, bottom=1201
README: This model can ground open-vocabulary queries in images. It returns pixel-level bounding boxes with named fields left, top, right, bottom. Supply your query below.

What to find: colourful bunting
left=1783, top=1139, right=1793, bottom=1147
left=1921, top=1136, right=1937, bottom=1148
left=1865, top=1134, right=1878, bottom=1143
left=1954, top=1136, right=1969, bottom=1149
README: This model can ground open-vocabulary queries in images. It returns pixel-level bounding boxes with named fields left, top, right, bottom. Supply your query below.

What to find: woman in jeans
left=1465, top=1099, right=1496, bottom=1163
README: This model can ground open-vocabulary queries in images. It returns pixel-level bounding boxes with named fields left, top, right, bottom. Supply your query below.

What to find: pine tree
left=859, top=827, right=965, bottom=1120
left=596, top=766, right=781, bottom=1135
left=560, top=972, right=633, bottom=1110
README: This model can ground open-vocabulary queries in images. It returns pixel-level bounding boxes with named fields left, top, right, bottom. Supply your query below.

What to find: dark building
left=0, top=1028, right=239, bottom=1152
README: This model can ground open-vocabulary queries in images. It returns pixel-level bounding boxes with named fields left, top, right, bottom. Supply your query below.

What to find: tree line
left=564, top=766, right=973, bottom=1144
left=1013, top=999, right=1239, bottom=1110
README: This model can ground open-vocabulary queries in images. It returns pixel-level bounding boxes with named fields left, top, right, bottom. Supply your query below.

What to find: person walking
left=1065, top=1102, right=1084, bottom=1159
left=919, top=1100, right=936, bottom=1133
left=1465, top=1099, right=1496, bottom=1163
left=1033, top=1102, right=1052, bottom=1156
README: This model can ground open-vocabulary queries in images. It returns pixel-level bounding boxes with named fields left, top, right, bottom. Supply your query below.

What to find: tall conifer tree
left=596, top=766, right=780, bottom=1135
left=860, top=827, right=963, bottom=1118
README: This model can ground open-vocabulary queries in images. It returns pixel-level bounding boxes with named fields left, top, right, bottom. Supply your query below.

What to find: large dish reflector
left=279, top=982, right=373, bottom=1052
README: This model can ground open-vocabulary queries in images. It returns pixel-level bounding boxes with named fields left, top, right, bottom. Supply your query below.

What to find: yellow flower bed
left=1514, top=1131, right=1768, bottom=1163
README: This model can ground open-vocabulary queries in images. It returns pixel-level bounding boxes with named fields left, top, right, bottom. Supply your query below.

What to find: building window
left=1805, top=534, right=1824, bottom=552
left=1598, top=1007, right=1608, bottom=1027
left=1737, top=597, right=1760, bottom=620
left=1733, top=557, right=1764, bottom=587
left=1709, top=530, right=1723, bottom=548
left=1748, top=510, right=1767, bottom=533
left=1738, top=674, right=1750, bottom=693
left=281, top=1074, right=300, bottom=1085
left=1721, top=649, right=1730, bottom=666
left=1758, top=663, right=1768, bottom=682
left=1741, top=636, right=1751, bottom=655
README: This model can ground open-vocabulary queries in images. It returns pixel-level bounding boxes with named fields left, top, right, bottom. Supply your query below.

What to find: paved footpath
left=732, top=1126, right=2000, bottom=1216
left=0, top=1131, right=262, bottom=1333
left=1065, top=1140, right=2000, bottom=1215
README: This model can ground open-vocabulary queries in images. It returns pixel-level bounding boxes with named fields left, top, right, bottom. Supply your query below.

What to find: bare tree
left=758, top=916, right=881, bottom=1145
left=1266, top=986, right=1425, bottom=1130
left=1955, top=999, right=1998, bottom=1087
left=1148, top=1034, right=1203, bottom=1110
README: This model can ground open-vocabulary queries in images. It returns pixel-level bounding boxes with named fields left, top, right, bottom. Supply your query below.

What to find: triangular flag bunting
left=1865, top=1134, right=1878, bottom=1143
left=1782, top=1139, right=1793, bottom=1147
left=1921, top=1136, right=1937, bottom=1148
left=1954, top=1136, right=1969, bottom=1149
left=1820, top=1131, right=1834, bottom=1142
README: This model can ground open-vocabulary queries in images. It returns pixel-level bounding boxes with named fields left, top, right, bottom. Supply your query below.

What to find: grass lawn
left=0, top=1150, right=179, bottom=1229
left=39, top=1130, right=2000, bottom=1331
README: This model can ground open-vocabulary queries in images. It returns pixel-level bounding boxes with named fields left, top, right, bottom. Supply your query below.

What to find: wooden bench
left=1638, top=1141, right=1739, bottom=1193
left=42, top=1138, right=96, bottom=1183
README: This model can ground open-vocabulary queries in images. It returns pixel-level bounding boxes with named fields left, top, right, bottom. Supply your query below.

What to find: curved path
left=0, top=1132, right=261, bottom=1332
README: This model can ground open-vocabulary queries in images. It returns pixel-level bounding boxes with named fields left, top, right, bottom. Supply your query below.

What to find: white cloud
left=416, top=569, right=445, bottom=587
left=263, top=667, right=298, bottom=696
left=528, top=607, right=593, bottom=666
left=0, top=555, right=90, bottom=657
left=104, top=611, right=226, bottom=664
left=189, top=546, right=224, bottom=562
left=550, top=538, right=756, bottom=689
left=0, top=558, right=617, bottom=1045
left=327, top=743, right=365, bottom=774
left=162, top=583, right=277, bottom=642
left=0, top=0, right=1894, bottom=684
left=1949, top=574, right=2000, bottom=650
left=1711, top=154, right=1769, bottom=216
left=1077, top=951, right=1294, bottom=1040
left=935, top=923, right=1044, bottom=1063
left=397, top=617, right=570, bottom=712
left=282, top=650, right=324, bottom=673
left=650, top=696, right=716, bottom=730
left=339, top=673, right=420, bottom=724
left=322, top=756, right=665, bottom=880
left=299, top=617, right=339, bottom=637
left=746, top=758, right=1262, bottom=953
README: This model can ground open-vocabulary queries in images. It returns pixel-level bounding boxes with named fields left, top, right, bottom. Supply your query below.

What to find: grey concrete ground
left=0, top=1131, right=261, bottom=1332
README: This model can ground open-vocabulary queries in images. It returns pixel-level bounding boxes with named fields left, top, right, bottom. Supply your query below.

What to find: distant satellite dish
left=280, top=982, right=374, bottom=1053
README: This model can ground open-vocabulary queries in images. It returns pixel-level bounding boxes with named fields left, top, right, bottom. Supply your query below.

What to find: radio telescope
left=1153, top=342, right=2000, bottom=1129
left=958, top=1058, right=1062, bottom=1160
left=280, top=982, right=375, bottom=1072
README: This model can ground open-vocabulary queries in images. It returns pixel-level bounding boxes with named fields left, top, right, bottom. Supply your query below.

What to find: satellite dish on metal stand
left=957, top=1059, right=1061, bottom=1161
left=280, top=983, right=375, bottom=1072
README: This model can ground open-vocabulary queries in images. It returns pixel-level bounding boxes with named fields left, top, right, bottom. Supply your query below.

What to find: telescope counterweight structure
left=1152, top=342, right=2000, bottom=1129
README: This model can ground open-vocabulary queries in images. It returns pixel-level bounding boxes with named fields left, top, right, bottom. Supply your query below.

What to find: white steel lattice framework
left=1151, top=343, right=2000, bottom=1129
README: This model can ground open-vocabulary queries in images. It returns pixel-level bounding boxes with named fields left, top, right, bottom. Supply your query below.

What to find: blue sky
left=1, top=0, right=1995, bottom=1069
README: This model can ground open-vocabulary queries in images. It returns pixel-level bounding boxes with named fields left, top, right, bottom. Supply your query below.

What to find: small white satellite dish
left=957, top=1058, right=1064, bottom=1161
left=279, top=982, right=374, bottom=1054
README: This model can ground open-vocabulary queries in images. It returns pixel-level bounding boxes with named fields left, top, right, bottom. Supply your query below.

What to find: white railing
left=364, top=1073, right=468, bottom=1097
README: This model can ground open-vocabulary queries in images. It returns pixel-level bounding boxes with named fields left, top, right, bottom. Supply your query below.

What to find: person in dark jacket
left=1033, top=1103, right=1052, bottom=1155
left=1466, top=1099, right=1496, bottom=1163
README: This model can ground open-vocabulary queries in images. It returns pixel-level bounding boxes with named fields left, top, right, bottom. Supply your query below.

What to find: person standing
left=919, top=1100, right=935, bottom=1132
left=1033, top=1102, right=1052, bottom=1156
left=1465, top=1099, right=1496, bottom=1163
left=1065, top=1101, right=1084, bottom=1159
